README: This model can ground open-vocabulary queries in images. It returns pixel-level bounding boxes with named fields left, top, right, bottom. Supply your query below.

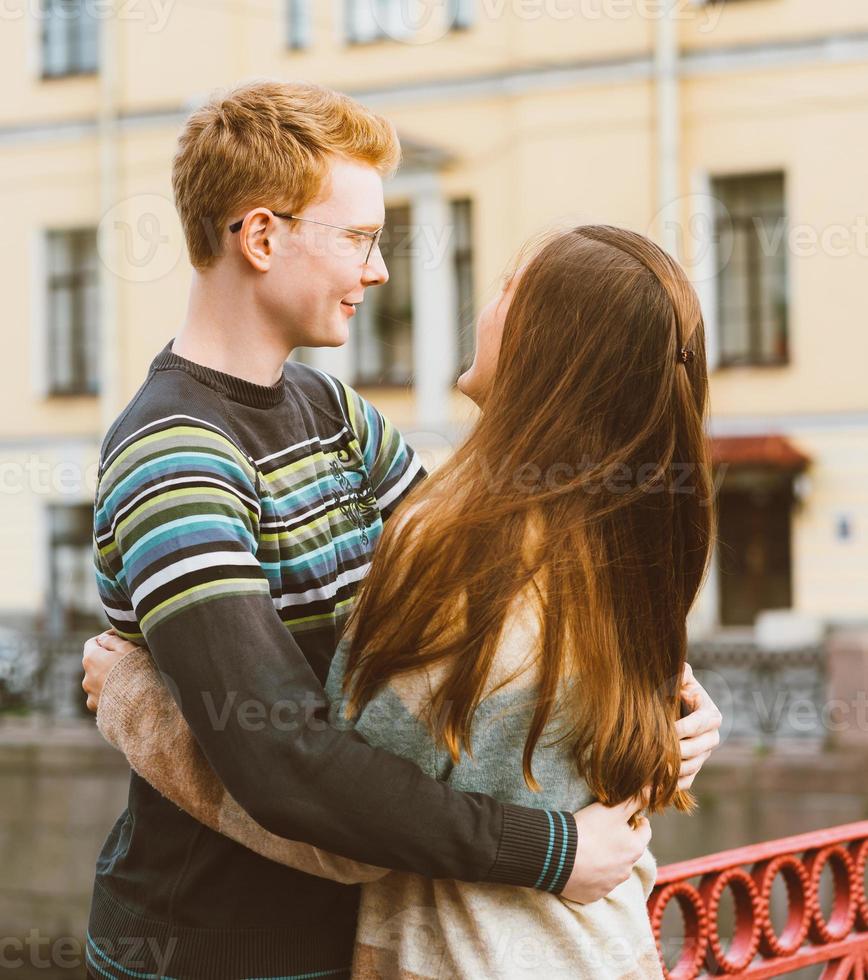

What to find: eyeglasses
left=229, top=210, right=383, bottom=264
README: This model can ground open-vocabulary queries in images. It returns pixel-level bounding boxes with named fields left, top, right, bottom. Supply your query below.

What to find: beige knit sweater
left=96, top=596, right=662, bottom=980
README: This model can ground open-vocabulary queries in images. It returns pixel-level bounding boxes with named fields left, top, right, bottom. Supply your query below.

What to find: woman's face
left=457, top=267, right=521, bottom=406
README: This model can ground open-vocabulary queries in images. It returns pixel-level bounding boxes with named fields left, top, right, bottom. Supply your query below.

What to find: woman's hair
left=344, top=225, right=715, bottom=816
left=172, top=80, right=401, bottom=269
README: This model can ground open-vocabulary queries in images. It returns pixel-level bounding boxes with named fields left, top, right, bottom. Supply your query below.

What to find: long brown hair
left=344, top=225, right=714, bottom=816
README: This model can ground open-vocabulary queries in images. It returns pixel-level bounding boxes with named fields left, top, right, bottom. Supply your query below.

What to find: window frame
left=351, top=204, right=415, bottom=388
left=712, top=171, right=790, bottom=370
left=452, top=198, right=475, bottom=378
left=44, top=227, right=100, bottom=398
left=449, top=0, right=475, bottom=31
left=40, top=0, right=100, bottom=80
left=45, top=501, right=104, bottom=633
left=344, top=0, right=472, bottom=45
left=286, top=0, right=313, bottom=50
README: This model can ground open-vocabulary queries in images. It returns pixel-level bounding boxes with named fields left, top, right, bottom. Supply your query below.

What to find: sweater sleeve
left=96, top=646, right=388, bottom=885
left=93, top=420, right=577, bottom=890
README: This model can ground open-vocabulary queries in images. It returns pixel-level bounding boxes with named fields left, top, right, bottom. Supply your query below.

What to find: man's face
left=237, top=157, right=389, bottom=350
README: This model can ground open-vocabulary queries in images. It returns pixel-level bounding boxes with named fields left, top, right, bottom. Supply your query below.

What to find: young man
left=81, top=81, right=721, bottom=980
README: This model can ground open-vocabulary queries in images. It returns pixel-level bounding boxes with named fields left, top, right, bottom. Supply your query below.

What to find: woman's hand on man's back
left=561, top=664, right=722, bottom=904
left=676, top=662, right=722, bottom=790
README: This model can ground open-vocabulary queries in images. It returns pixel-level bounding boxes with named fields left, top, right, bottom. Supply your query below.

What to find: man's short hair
left=172, top=79, right=402, bottom=268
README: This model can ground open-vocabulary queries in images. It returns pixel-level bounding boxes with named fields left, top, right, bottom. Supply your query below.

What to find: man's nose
left=362, top=246, right=389, bottom=287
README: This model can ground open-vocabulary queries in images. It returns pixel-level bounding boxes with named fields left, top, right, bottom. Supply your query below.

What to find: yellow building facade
left=1, top=0, right=867, bottom=645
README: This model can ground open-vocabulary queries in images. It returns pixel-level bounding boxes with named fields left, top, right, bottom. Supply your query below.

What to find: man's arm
left=92, top=642, right=388, bottom=885
left=94, top=420, right=575, bottom=891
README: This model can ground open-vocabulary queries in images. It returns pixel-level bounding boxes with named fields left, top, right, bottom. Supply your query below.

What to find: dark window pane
left=47, top=504, right=103, bottom=632
left=46, top=229, right=100, bottom=396
left=42, top=0, right=99, bottom=76
left=713, top=173, right=788, bottom=367
left=450, top=0, right=475, bottom=29
left=345, top=0, right=383, bottom=42
left=353, top=206, right=413, bottom=385
left=287, top=0, right=312, bottom=48
left=452, top=199, right=475, bottom=375
left=345, top=0, right=414, bottom=42
left=718, top=473, right=793, bottom=627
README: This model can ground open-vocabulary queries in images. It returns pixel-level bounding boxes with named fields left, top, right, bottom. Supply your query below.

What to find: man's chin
left=326, top=321, right=350, bottom=347
left=297, top=322, right=349, bottom=350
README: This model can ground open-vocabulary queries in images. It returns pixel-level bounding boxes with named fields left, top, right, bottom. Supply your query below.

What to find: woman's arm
left=94, top=641, right=388, bottom=885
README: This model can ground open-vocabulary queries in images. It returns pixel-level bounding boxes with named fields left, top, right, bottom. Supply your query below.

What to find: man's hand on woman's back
left=561, top=796, right=652, bottom=904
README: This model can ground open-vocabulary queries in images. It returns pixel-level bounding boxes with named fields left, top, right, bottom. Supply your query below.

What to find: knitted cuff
left=95, top=646, right=158, bottom=751
left=483, top=804, right=578, bottom=893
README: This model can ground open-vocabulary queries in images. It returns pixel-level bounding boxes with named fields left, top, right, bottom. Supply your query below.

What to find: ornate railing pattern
left=688, top=638, right=827, bottom=746
left=0, top=631, right=94, bottom=718
left=649, top=822, right=868, bottom=978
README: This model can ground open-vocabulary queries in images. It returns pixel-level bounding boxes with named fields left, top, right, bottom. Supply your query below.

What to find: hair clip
left=678, top=347, right=696, bottom=365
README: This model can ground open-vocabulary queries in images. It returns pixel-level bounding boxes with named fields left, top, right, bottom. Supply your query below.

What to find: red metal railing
left=649, top=821, right=868, bottom=978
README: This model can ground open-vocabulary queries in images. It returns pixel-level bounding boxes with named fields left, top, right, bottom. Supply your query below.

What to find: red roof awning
left=710, top=435, right=811, bottom=471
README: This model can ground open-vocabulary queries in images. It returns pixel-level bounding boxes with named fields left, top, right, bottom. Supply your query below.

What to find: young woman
left=86, top=224, right=714, bottom=979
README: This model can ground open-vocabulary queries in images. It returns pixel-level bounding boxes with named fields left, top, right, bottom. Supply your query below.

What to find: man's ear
left=238, top=210, right=276, bottom=272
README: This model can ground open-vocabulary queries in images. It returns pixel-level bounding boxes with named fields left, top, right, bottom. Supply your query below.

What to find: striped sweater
left=95, top=600, right=662, bottom=979
left=87, top=342, right=578, bottom=980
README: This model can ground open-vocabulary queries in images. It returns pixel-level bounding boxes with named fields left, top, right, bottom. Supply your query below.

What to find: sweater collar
left=151, top=341, right=286, bottom=409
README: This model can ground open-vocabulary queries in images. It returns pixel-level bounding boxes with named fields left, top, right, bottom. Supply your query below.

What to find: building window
left=351, top=201, right=471, bottom=387
left=286, top=0, right=312, bottom=48
left=41, top=0, right=99, bottom=78
left=46, top=229, right=100, bottom=396
left=353, top=205, right=413, bottom=385
left=449, top=0, right=475, bottom=29
left=46, top=503, right=103, bottom=633
left=717, top=470, right=793, bottom=627
left=345, top=0, right=408, bottom=43
left=453, top=199, right=475, bottom=374
left=713, top=173, right=788, bottom=367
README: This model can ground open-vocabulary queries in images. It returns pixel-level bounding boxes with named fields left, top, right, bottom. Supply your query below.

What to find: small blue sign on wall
left=835, top=513, right=855, bottom=542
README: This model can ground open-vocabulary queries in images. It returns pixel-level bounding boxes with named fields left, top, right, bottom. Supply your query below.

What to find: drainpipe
left=655, top=0, right=681, bottom=256
left=98, top=0, right=120, bottom=434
